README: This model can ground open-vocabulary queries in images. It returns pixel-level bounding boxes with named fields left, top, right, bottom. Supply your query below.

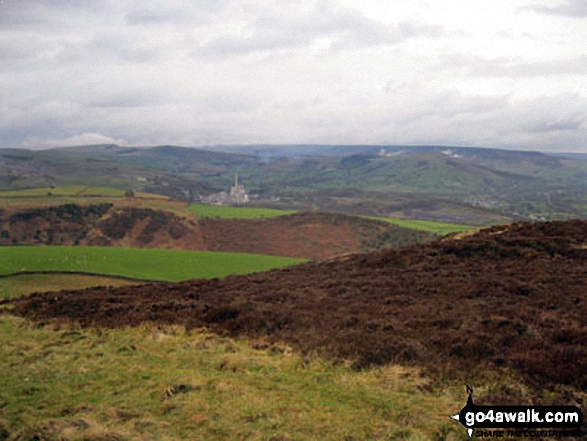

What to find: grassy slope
left=0, top=230, right=467, bottom=440
left=0, top=185, right=482, bottom=235
left=0, top=146, right=250, bottom=193
left=0, top=315, right=469, bottom=440
left=236, top=153, right=515, bottom=196
left=190, top=203, right=474, bottom=236
left=0, top=247, right=305, bottom=282
left=189, top=203, right=297, bottom=219
left=367, top=216, right=477, bottom=236
left=233, top=152, right=587, bottom=220
left=0, top=194, right=191, bottom=219
left=0, top=186, right=124, bottom=197
left=0, top=186, right=167, bottom=199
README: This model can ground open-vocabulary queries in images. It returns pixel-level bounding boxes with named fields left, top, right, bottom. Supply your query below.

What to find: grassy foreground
left=189, top=203, right=297, bottom=219
left=0, top=246, right=306, bottom=283
left=0, top=315, right=468, bottom=440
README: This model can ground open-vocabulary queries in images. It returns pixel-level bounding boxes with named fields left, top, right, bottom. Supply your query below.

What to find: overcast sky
left=0, top=0, right=586, bottom=152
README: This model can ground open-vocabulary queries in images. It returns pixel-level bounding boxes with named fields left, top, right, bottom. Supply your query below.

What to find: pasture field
left=0, top=196, right=190, bottom=218
left=0, top=315, right=469, bottom=440
left=0, top=186, right=125, bottom=197
left=189, top=203, right=297, bottom=219
left=189, top=203, right=473, bottom=236
left=0, top=185, right=168, bottom=199
left=0, top=186, right=177, bottom=214
left=0, top=246, right=306, bottom=283
left=367, top=216, right=476, bottom=236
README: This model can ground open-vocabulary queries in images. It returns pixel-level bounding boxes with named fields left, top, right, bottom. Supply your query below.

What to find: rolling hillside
left=198, top=212, right=437, bottom=260
left=14, top=220, right=586, bottom=396
left=0, top=145, right=245, bottom=199
left=2, top=144, right=587, bottom=222
left=0, top=202, right=438, bottom=260
left=0, top=203, right=206, bottom=249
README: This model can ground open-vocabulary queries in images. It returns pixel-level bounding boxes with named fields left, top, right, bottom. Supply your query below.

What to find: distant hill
left=53, top=144, right=255, bottom=174
left=205, top=143, right=573, bottom=166
left=0, top=145, right=253, bottom=199
left=236, top=149, right=587, bottom=222
left=551, top=152, right=587, bottom=160
left=2, top=144, right=587, bottom=222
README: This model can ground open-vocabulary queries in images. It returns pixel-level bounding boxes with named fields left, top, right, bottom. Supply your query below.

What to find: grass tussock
left=0, top=316, right=470, bottom=440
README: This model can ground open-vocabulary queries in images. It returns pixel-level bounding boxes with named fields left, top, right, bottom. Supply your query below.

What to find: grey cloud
left=272, top=96, right=324, bottom=112
left=0, top=127, right=34, bottom=148
left=397, top=21, right=444, bottom=38
left=398, top=93, right=587, bottom=150
left=50, top=31, right=169, bottom=65
left=0, top=101, right=77, bottom=148
left=0, top=1, right=223, bottom=71
left=195, top=4, right=444, bottom=58
left=386, top=89, right=511, bottom=128
left=126, top=9, right=189, bottom=25
left=522, top=0, right=587, bottom=17
left=440, top=53, right=587, bottom=78
left=429, top=91, right=510, bottom=119
left=0, top=100, right=143, bottom=149
left=207, top=95, right=259, bottom=114
left=0, top=86, right=264, bottom=148
left=0, top=0, right=110, bottom=29
left=125, top=0, right=233, bottom=25
left=39, top=133, right=131, bottom=148
left=89, top=90, right=170, bottom=109
left=529, top=118, right=584, bottom=133
left=85, top=33, right=164, bottom=63
left=0, top=34, right=53, bottom=62
left=196, top=32, right=305, bottom=58
left=6, top=0, right=104, bottom=8
left=3, top=88, right=587, bottom=151
left=0, top=1, right=585, bottom=152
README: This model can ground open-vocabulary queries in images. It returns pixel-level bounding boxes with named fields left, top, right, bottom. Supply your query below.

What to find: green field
left=0, top=186, right=128, bottom=198
left=189, top=203, right=296, bottom=219
left=188, top=203, right=474, bottom=235
left=0, top=246, right=306, bottom=284
left=0, top=186, right=171, bottom=201
left=367, top=216, right=477, bottom=236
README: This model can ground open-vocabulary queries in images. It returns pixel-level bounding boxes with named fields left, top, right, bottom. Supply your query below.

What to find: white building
left=229, top=173, right=249, bottom=204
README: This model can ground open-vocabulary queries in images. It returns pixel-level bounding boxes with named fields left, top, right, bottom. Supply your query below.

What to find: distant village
left=200, top=174, right=252, bottom=205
